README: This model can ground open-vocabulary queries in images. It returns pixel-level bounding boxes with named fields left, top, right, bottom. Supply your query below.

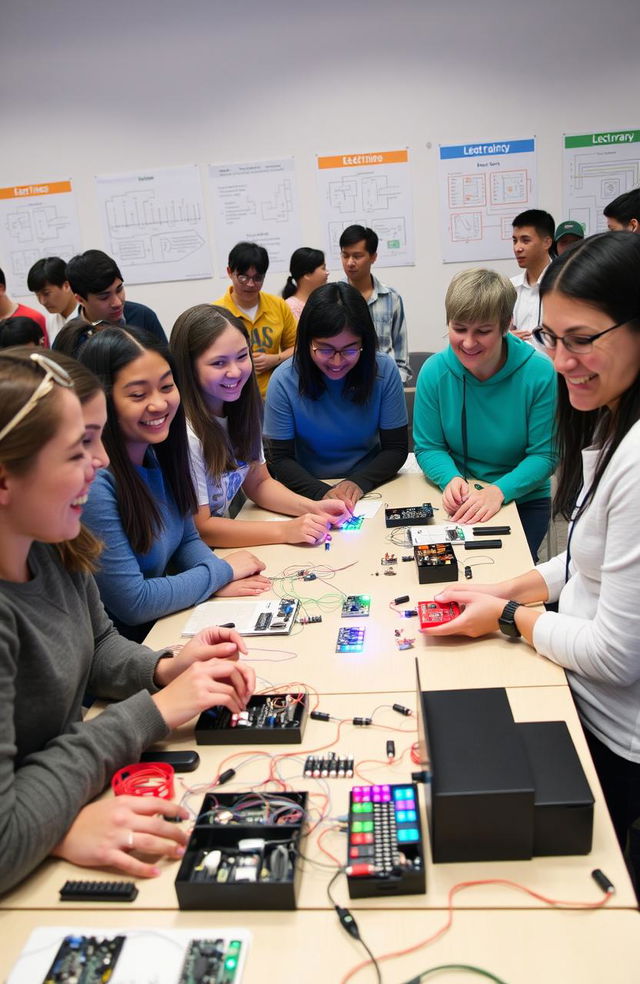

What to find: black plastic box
left=175, top=791, right=307, bottom=910
left=385, top=503, right=434, bottom=527
left=414, top=543, right=458, bottom=585
left=421, top=688, right=535, bottom=862
left=517, top=721, right=594, bottom=856
left=195, top=693, right=308, bottom=745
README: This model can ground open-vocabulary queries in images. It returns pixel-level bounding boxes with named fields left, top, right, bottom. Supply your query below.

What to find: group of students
left=0, top=220, right=639, bottom=895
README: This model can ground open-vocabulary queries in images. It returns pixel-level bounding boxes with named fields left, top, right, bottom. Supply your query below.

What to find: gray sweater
left=0, top=542, right=169, bottom=894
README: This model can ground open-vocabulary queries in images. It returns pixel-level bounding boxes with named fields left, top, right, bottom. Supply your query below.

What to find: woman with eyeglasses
left=263, top=282, right=408, bottom=511
left=0, top=349, right=254, bottom=893
left=169, top=304, right=349, bottom=547
left=413, top=268, right=557, bottom=561
left=423, top=233, right=640, bottom=855
left=77, top=326, right=269, bottom=642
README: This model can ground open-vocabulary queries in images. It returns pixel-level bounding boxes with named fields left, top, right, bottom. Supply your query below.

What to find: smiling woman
left=0, top=348, right=255, bottom=894
left=77, top=326, right=269, bottom=641
left=413, top=267, right=557, bottom=560
left=170, top=305, right=349, bottom=548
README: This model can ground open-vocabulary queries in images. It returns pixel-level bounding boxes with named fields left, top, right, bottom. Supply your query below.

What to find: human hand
left=154, top=625, right=248, bottom=687
left=323, top=480, right=363, bottom=510
left=283, top=513, right=332, bottom=545
left=215, top=574, right=271, bottom=597
left=449, top=484, right=504, bottom=524
left=52, top=795, right=190, bottom=879
left=421, top=588, right=504, bottom=638
left=226, top=550, right=267, bottom=581
left=442, top=477, right=470, bottom=516
left=252, top=351, right=278, bottom=373
left=310, top=498, right=353, bottom=526
left=152, top=657, right=255, bottom=730
left=511, top=326, right=533, bottom=341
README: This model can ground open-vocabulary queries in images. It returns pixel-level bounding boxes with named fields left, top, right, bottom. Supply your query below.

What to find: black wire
left=327, top=868, right=383, bottom=984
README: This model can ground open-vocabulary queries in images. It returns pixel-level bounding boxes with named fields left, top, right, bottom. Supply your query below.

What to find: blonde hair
left=445, top=268, right=516, bottom=334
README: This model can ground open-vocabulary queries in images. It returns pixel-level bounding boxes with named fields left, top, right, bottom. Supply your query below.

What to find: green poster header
left=565, top=130, right=640, bottom=148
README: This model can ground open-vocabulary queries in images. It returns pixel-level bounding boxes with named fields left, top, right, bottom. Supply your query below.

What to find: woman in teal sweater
left=413, top=268, right=557, bottom=560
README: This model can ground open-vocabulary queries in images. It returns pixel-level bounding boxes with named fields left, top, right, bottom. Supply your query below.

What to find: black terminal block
left=59, top=880, right=138, bottom=902
left=175, top=791, right=307, bottom=910
left=385, top=503, right=434, bottom=527
left=195, top=693, right=308, bottom=745
left=414, top=542, right=458, bottom=584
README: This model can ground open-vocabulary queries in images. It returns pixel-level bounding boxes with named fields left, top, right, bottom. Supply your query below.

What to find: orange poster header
left=0, top=180, right=72, bottom=200
left=318, top=150, right=408, bottom=169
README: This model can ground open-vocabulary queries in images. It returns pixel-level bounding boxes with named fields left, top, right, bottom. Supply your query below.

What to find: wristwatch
left=498, top=600, right=522, bottom=638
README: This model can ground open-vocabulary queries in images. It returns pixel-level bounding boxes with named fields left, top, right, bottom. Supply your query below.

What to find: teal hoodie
left=413, top=334, right=557, bottom=504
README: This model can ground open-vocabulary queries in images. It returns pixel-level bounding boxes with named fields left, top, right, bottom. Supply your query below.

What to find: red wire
left=340, top=877, right=613, bottom=983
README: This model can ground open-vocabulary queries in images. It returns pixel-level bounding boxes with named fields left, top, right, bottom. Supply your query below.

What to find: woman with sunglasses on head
left=78, top=326, right=269, bottom=642
left=0, top=350, right=254, bottom=893
left=423, top=233, right=640, bottom=855
left=170, top=305, right=349, bottom=548
left=413, top=268, right=557, bottom=561
left=263, top=282, right=408, bottom=512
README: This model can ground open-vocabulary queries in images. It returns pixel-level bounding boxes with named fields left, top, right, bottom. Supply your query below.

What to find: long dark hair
left=78, top=326, right=197, bottom=554
left=282, top=247, right=325, bottom=299
left=540, top=232, right=640, bottom=520
left=293, top=282, right=378, bottom=404
left=170, top=304, right=262, bottom=480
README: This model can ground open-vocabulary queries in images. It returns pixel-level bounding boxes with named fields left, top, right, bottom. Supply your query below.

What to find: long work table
left=2, top=466, right=637, bottom=984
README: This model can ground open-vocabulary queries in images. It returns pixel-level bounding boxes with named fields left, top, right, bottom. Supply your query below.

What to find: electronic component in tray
left=336, top=626, right=366, bottom=653
left=341, top=594, right=371, bottom=617
left=41, top=934, right=125, bottom=984
left=414, top=542, right=458, bottom=584
left=195, top=693, right=308, bottom=745
left=346, top=783, right=426, bottom=898
left=176, top=791, right=307, bottom=910
left=183, top=598, right=299, bottom=637
left=418, top=600, right=462, bottom=629
left=385, top=503, right=434, bottom=527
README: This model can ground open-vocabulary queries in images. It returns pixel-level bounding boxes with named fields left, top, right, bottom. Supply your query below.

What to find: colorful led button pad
left=346, top=783, right=426, bottom=898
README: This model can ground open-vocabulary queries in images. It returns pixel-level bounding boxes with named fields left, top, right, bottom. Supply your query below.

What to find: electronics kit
left=418, top=600, right=462, bottom=629
left=8, top=927, right=250, bottom=984
left=175, top=792, right=307, bottom=910
left=195, top=693, right=308, bottom=745
left=385, top=503, right=434, bottom=527
left=182, top=598, right=299, bottom=637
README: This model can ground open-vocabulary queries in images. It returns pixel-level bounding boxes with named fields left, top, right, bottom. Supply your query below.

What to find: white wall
left=2, top=0, right=639, bottom=353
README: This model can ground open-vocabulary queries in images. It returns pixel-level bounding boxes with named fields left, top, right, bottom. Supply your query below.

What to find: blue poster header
left=440, top=139, right=535, bottom=160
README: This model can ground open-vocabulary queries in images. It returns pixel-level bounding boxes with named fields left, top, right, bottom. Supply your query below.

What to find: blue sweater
left=413, top=334, right=557, bottom=504
left=83, top=454, right=233, bottom=637
left=263, top=353, right=407, bottom=478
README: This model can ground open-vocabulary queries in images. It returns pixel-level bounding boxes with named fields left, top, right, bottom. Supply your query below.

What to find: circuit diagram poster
left=316, top=149, right=414, bottom=268
left=563, top=128, right=640, bottom=235
left=209, top=157, right=302, bottom=274
left=438, top=138, right=537, bottom=262
left=95, top=165, right=212, bottom=285
left=0, top=179, right=82, bottom=297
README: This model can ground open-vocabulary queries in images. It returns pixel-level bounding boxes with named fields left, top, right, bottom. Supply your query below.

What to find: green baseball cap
left=554, top=220, right=585, bottom=242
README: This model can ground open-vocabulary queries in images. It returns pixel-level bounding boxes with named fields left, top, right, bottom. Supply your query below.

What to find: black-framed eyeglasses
left=311, top=344, right=363, bottom=360
left=0, top=352, right=73, bottom=444
left=532, top=320, right=630, bottom=354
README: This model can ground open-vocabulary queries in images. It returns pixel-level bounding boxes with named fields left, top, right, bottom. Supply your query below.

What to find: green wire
left=405, top=965, right=509, bottom=984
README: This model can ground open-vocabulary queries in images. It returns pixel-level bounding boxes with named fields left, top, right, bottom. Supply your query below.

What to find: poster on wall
left=95, top=165, right=212, bottom=285
left=208, top=157, right=302, bottom=275
left=563, top=128, right=640, bottom=235
left=316, top=149, right=414, bottom=268
left=438, top=138, right=537, bottom=263
left=0, top=180, right=82, bottom=297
